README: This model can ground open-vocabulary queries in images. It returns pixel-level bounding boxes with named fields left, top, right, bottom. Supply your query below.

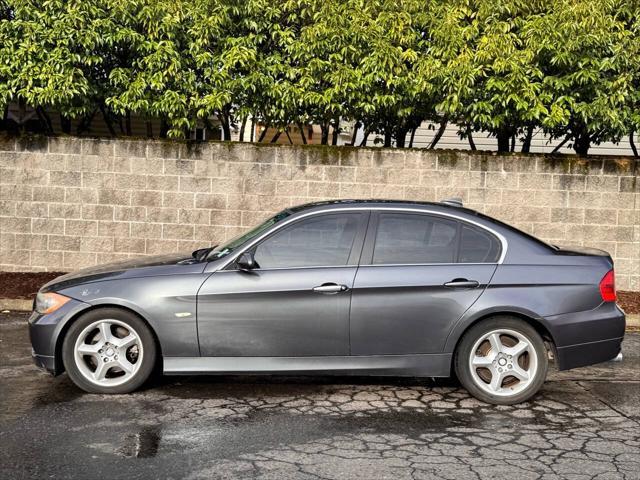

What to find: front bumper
left=544, top=302, right=625, bottom=371
left=32, top=351, right=56, bottom=373
left=28, top=298, right=90, bottom=375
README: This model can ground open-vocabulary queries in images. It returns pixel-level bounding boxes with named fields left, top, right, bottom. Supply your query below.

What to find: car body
left=29, top=199, right=626, bottom=404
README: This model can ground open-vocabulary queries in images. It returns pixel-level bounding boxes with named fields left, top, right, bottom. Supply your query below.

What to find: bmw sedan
left=29, top=199, right=626, bottom=405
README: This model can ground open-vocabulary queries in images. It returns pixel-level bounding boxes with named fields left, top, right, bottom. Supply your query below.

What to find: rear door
left=350, top=211, right=500, bottom=355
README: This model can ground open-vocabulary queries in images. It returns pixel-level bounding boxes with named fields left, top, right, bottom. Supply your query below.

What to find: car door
left=350, top=211, right=500, bottom=355
left=197, top=211, right=369, bottom=357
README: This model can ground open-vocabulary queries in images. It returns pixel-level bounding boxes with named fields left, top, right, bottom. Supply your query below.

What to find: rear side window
left=372, top=214, right=458, bottom=264
left=371, top=213, right=501, bottom=264
left=459, top=225, right=501, bottom=263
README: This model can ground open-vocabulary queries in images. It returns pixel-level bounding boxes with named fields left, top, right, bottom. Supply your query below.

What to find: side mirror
left=236, top=251, right=256, bottom=271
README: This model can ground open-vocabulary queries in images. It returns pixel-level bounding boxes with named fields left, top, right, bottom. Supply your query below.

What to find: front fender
left=58, top=274, right=204, bottom=357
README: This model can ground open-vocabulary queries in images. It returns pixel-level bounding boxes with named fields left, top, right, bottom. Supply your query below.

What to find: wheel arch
left=54, top=303, right=163, bottom=376
left=448, top=309, right=557, bottom=362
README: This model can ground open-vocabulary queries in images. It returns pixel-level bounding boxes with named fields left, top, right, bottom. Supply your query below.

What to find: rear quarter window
left=458, top=224, right=501, bottom=263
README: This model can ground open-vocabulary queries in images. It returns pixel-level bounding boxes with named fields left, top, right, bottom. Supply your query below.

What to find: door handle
left=444, top=279, right=480, bottom=289
left=312, top=283, right=349, bottom=294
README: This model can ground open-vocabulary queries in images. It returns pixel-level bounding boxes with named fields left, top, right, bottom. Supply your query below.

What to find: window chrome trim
left=215, top=207, right=508, bottom=271
left=218, top=265, right=358, bottom=273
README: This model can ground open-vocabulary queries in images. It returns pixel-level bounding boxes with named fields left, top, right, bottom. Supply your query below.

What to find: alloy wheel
left=73, top=319, right=144, bottom=387
left=468, top=328, right=539, bottom=397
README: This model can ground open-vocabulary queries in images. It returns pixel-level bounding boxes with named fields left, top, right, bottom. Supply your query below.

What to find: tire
left=62, top=308, right=157, bottom=394
left=454, top=316, right=548, bottom=405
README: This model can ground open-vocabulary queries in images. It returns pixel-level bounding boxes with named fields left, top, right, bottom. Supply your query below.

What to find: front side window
left=209, top=210, right=292, bottom=260
left=373, top=213, right=458, bottom=264
left=253, top=214, right=360, bottom=269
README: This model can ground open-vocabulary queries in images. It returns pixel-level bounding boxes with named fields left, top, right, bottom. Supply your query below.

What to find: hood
left=41, top=252, right=204, bottom=293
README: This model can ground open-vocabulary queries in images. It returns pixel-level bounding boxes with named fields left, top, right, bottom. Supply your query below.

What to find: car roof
left=287, top=199, right=476, bottom=216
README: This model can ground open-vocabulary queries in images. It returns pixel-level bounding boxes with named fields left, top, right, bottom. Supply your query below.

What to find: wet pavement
left=1, top=312, right=639, bottom=480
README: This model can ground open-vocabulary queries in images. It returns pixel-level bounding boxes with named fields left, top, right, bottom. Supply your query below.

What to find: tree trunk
left=270, top=130, right=282, bottom=143
left=521, top=125, right=534, bottom=153
left=510, top=135, right=515, bottom=152
left=99, top=105, right=117, bottom=137
left=35, top=107, right=54, bottom=134
left=160, top=118, right=168, bottom=138
left=331, top=118, right=340, bottom=145
left=125, top=111, right=132, bottom=136
left=239, top=117, right=247, bottom=142
left=250, top=118, right=255, bottom=142
left=218, top=113, right=231, bottom=141
left=297, top=123, right=307, bottom=144
left=350, top=121, right=361, bottom=146
left=428, top=118, right=448, bottom=149
left=77, top=109, right=97, bottom=135
left=60, top=114, right=71, bottom=134
left=408, top=127, right=417, bottom=148
left=146, top=121, right=153, bottom=138
left=285, top=129, right=294, bottom=144
left=395, top=128, right=408, bottom=148
left=18, top=98, right=26, bottom=133
left=320, top=123, right=330, bottom=145
left=496, top=129, right=511, bottom=152
left=629, top=130, right=638, bottom=158
left=466, top=127, right=476, bottom=150
left=384, top=130, right=392, bottom=148
left=359, top=129, right=370, bottom=147
left=573, top=130, right=590, bottom=156
left=257, top=123, right=269, bottom=142
left=551, top=133, right=571, bottom=154
left=0, top=105, right=8, bottom=132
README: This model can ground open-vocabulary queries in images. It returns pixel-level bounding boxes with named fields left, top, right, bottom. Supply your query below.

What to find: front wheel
left=62, top=308, right=157, bottom=394
left=454, top=316, right=548, bottom=405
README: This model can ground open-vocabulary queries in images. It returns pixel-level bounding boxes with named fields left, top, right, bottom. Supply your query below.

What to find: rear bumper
left=555, top=336, right=623, bottom=371
left=544, top=302, right=625, bottom=371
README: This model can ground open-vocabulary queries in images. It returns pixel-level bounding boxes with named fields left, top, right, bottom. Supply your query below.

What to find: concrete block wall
left=0, top=135, right=638, bottom=290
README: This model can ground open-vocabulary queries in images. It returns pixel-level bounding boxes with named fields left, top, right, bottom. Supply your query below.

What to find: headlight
left=35, top=292, right=70, bottom=314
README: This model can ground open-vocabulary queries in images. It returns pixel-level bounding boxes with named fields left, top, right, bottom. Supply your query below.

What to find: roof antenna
left=440, top=197, right=463, bottom=207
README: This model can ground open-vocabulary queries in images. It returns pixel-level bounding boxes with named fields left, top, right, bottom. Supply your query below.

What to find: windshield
left=207, top=210, right=292, bottom=260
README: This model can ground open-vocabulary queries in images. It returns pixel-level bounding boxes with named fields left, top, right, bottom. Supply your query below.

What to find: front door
left=197, top=212, right=369, bottom=357
left=350, top=212, right=500, bottom=355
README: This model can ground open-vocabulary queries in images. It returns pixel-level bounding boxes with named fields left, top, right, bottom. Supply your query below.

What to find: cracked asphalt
left=1, top=312, right=639, bottom=480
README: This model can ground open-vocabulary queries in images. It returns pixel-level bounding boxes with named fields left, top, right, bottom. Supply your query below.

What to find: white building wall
left=367, top=122, right=636, bottom=156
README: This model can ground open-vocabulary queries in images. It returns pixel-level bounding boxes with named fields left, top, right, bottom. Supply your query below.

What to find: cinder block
left=162, top=192, right=195, bottom=209
left=162, top=224, right=194, bottom=240
left=48, top=235, right=80, bottom=252
left=80, top=236, right=114, bottom=253
left=31, top=218, right=64, bottom=234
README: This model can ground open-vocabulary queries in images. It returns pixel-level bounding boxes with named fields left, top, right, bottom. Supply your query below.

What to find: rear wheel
left=454, top=316, right=548, bottom=405
left=62, top=308, right=156, bottom=394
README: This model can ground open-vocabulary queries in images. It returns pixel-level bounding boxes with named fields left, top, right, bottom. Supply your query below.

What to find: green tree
left=0, top=0, right=134, bottom=135
left=421, top=0, right=553, bottom=152
left=530, top=0, right=639, bottom=155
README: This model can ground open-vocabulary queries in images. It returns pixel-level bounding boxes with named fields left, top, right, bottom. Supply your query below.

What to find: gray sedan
left=29, top=199, right=625, bottom=404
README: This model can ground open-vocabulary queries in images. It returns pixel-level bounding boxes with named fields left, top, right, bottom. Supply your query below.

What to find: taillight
left=599, top=269, right=616, bottom=302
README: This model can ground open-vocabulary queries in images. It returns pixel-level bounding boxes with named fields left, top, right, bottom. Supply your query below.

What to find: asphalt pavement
left=1, top=311, right=639, bottom=480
